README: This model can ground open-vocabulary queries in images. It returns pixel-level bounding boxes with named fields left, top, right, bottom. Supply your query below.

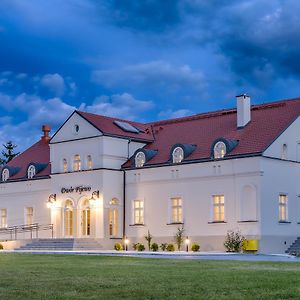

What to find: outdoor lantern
left=185, top=236, right=190, bottom=252
left=47, top=194, right=57, bottom=208
left=124, top=237, right=130, bottom=251
left=89, top=190, right=100, bottom=205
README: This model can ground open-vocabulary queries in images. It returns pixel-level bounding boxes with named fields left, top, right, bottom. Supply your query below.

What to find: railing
left=0, top=223, right=53, bottom=240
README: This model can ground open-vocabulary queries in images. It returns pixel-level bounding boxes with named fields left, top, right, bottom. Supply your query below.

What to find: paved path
left=2, top=250, right=300, bottom=262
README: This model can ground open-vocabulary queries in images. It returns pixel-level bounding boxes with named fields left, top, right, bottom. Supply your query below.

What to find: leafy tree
left=0, top=141, right=19, bottom=165
left=174, top=226, right=185, bottom=250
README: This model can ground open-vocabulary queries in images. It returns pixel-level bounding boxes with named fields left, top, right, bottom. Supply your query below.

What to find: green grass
left=1, top=254, right=300, bottom=299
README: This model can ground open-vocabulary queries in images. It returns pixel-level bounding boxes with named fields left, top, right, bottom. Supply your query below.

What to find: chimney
left=236, top=94, right=251, bottom=128
left=41, top=124, right=51, bottom=142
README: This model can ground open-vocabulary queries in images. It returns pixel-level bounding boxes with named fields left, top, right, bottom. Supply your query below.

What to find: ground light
left=185, top=236, right=190, bottom=252
left=124, top=237, right=129, bottom=251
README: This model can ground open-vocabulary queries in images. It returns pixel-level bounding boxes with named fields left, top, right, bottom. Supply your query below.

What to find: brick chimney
left=236, top=94, right=251, bottom=128
left=41, top=125, right=51, bottom=142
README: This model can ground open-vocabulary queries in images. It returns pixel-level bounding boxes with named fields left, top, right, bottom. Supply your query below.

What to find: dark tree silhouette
left=0, top=141, right=19, bottom=165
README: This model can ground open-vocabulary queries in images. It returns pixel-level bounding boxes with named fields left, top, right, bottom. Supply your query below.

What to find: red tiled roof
left=77, top=111, right=154, bottom=142
left=123, top=98, right=300, bottom=167
left=1, top=139, right=50, bottom=181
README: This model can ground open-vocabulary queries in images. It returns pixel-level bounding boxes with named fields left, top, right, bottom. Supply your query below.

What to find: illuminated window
left=73, top=154, right=81, bottom=171
left=63, top=159, right=68, bottom=173
left=109, top=198, right=119, bottom=205
left=135, top=152, right=146, bottom=168
left=65, top=200, right=73, bottom=237
left=87, top=155, right=93, bottom=170
left=172, top=147, right=184, bottom=164
left=0, top=209, right=7, bottom=228
left=281, top=144, right=288, bottom=160
left=214, top=141, right=226, bottom=159
left=27, top=165, right=36, bottom=179
left=109, top=198, right=119, bottom=236
left=279, top=194, right=288, bottom=222
left=2, top=169, right=9, bottom=182
left=213, top=195, right=225, bottom=222
left=25, top=207, right=33, bottom=225
left=171, top=197, right=183, bottom=223
left=133, top=200, right=144, bottom=224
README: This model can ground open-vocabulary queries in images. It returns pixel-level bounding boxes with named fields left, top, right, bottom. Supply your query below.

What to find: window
left=171, top=197, right=183, bottom=223
left=135, top=152, right=146, bottom=168
left=2, top=168, right=9, bottom=182
left=279, top=194, right=288, bottom=222
left=65, top=200, right=73, bottom=237
left=0, top=209, right=7, bottom=228
left=63, top=159, right=68, bottom=173
left=27, top=165, right=36, bottom=179
left=87, top=155, right=93, bottom=170
left=74, top=124, right=80, bottom=134
left=73, top=154, right=81, bottom=171
left=172, top=147, right=184, bottom=164
left=214, top=141, right=226, bottom=159
left=133, top=200, right=144, bottom=224
left=212, top=195, right=225, bottom=222
left=281, top=144, right=288, bottom=160
left=25, top=207, right=33, bottom=225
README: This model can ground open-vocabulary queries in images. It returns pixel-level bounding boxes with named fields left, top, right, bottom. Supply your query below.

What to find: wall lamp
left=89, top=190, right=100, bottom=205
left=47, top=194, right=57, bottom=208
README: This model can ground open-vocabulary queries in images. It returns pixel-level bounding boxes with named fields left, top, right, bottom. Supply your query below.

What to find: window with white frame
left=172, top=147, right=184, bottom=164
left=73, top=154, right=81, bottom=171
left=25, top=207, right=33, bottom=225
left=212, top=195, right=225, bottom=222
left=214, top=141, right=226, bottom=159
left=279, top=194, right=288, bottom=222
left=171, top=197, right=183, bottom=223
left=87, top=155, right=93, bottom=170
left=2, top=168, right=9, bottom=182
left=27, top=165, right=36, bottom=179
left=133, top=199, right=144, bottom=224
left=63, top=159, right=68, bottom=173
left=135, top=152, right=146, bottom=168
left=0, top=209, right=7, bottom=228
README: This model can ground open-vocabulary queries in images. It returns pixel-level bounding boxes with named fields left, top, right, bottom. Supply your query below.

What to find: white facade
left=0, top=101, right=299, bottom=253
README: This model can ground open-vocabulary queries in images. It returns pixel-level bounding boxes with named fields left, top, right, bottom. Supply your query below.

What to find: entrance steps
left=16, top=238, right=104, bottom=251
left=286, top=237, right=300, bottom=255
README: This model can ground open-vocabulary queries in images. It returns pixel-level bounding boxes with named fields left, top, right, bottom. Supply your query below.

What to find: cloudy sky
left=1, top=0, right=300, bottom=151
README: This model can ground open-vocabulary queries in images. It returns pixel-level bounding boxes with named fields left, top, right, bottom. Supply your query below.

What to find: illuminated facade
left=0, top=95, right=300, bottom=253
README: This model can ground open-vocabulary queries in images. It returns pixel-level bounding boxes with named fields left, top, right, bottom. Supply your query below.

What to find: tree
left=0, top=141, right=19, bottom=165
left=174, top=226, right=185, bottom=251
left=144, top=230, right=153, bottom=251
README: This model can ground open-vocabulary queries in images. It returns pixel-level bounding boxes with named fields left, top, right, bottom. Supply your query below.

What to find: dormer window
left=135, top=152, right=146, bottom=168
left=63, top=159, right=68, bottom=173
left=172, top=147, right=184, bottom=164
left=214, top=141, right=226, bottom=159
left=87, top=155, right=93, bottom=170
left=27, top=165, right=36, bottom=179
left=2, top=168, right=9, bottom=182
left=73, top=155, right=81, bottom=171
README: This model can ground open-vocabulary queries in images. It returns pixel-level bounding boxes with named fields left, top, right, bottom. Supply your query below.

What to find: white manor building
left=0, top=95, right=300, bottom=253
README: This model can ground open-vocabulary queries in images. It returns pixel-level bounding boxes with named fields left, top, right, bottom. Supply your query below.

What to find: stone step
left=286, top=237, right=300, bottom=254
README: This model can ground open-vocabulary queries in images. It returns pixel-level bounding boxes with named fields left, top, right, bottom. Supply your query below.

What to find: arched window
left=109, top=198, right=119, bottom=237
left=172, top=147, right=184, bottom=164
left=87, top=155, right=93, bottom=170
left=214, top=141, right=226, bottom=159
left=73, top=154, right=81, bottom=171
left=63, top=159, right=68, bottom=173
left=281, top=144, right=288, bottom=160
left=81, top=199, right=90, bottom=236
left=2, top=169, right=9, bottom=182
left=135, top=152, right=146, bottom=168
left=27, top=165, right=36, bottom=179
left=64, top=200, right=73, bottom=237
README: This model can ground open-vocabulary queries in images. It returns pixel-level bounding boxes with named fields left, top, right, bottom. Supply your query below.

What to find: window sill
left=208, top=221, right=227, bottom=224
left=109, top=237, right=123, bottom=240
left=129, top=224, right=145, bottom=227
left=278, top=221, right=291, bottom=224
left=166, top=222, right=184, bottom=225
left=237, top=220, right=258, bottom=223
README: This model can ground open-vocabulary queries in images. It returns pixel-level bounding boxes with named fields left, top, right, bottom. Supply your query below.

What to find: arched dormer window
left=172, top=147, right=184, bottom=164
left=2, top=168, right=9, bottom=182
left=27, top=165, right=36, bottom=179
left=63, top=159, right=68, bottom=173
left=73, top=154, right=81, bottom=171
left=214, top=141, right=227, bottom=159
left=135, top=152, right=146, bottom=168
left=87, top=155, right=93, bottom=170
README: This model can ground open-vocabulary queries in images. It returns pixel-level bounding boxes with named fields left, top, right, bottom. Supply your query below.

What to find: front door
left=81, top=208, right=90, bottom=236
left=65, top=208, right=73, bottom=237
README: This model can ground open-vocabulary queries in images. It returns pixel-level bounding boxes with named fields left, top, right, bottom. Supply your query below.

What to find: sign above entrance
left=61, top=186, right=92, bottom=194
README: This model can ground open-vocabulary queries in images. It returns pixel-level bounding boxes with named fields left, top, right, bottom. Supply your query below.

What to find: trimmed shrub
left=132, top=243, right=139, bottom=251
left=160, top=243, right=168, bottom=251
left=0, top=244, right=3, bottom=250
left=191, top=243, right=200, bottom=252
left=137, top=243, right=145, bottom=251
left=224, top=230, right=245, bottom=252
left=166, top=244, right=175, bottom=252
left=114, top=242, right=123, bottom=251
left=151, top=243, right=159, bottom=252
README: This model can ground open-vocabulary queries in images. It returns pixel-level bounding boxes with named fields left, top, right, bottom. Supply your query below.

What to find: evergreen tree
left=0, top=141, right=19, bottom=165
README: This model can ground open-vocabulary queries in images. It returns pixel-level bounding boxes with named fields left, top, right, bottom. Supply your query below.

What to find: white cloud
left=158, top=108, right=193, bottom=120
left=40, top=73, right=66, bottom=96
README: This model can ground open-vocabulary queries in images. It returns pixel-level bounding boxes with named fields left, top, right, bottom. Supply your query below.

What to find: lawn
left=0, top=254, right=300, bottom=299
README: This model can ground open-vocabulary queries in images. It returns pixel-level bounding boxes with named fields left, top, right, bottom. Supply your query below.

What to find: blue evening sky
left=1, top=0, right=300, bottom=150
